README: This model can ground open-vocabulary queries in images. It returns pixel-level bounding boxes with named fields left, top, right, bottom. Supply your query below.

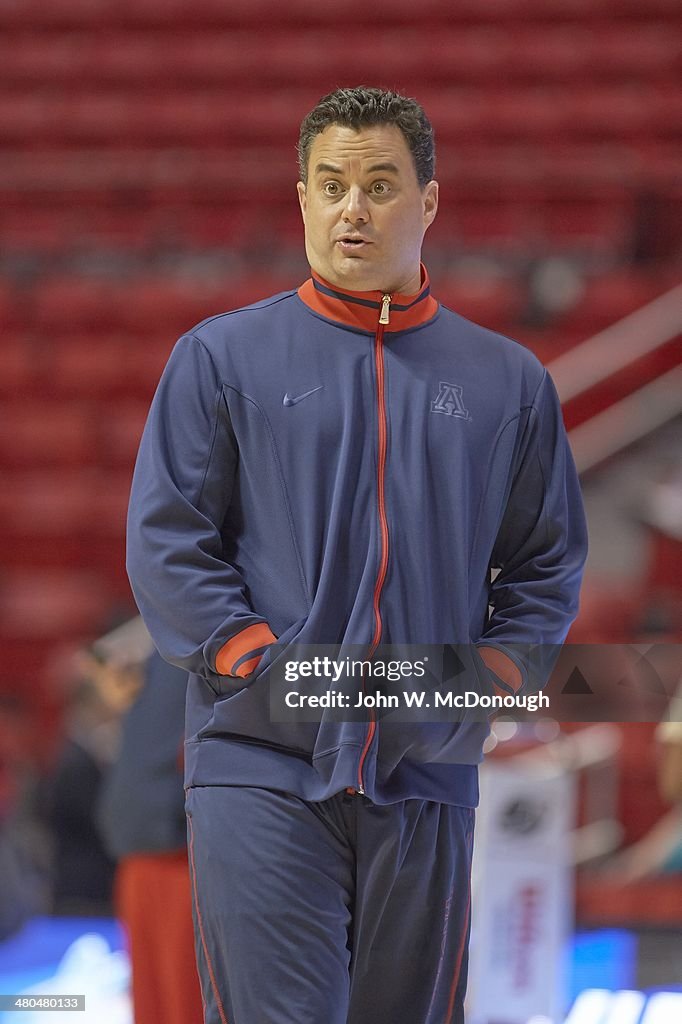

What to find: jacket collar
left=297, top=263, right=438, bottom=332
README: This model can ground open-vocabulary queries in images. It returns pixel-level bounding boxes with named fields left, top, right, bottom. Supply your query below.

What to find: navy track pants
left=186, top=786, right=474, bottom=1024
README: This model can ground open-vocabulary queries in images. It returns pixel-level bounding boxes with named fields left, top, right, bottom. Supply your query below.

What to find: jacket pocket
left=201, top=615, right=326, bottom=756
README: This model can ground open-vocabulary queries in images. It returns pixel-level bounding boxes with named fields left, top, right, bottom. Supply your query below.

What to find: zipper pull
left=379, top=294, right=391, bottom=325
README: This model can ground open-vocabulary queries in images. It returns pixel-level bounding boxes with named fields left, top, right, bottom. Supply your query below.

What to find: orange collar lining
left=297, top=264, right=438, bottom=332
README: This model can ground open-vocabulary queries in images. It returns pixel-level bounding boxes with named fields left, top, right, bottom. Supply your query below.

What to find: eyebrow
left=366, top=162, right=400, bottom=174
left=313, top=161, right=400, bottom=176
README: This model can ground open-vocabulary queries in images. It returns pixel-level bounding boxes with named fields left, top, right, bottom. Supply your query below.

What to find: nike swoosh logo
left=283, top=386, right=324, bottom=407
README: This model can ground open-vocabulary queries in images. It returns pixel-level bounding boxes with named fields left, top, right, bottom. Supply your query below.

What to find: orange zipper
left=357, top=293, right=391, bottom=793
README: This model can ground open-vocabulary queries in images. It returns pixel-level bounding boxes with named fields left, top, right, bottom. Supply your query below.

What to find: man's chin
left=328, top=256, right=385, bottom=292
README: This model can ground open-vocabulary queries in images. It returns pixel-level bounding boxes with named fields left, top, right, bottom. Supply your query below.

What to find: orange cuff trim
left=232, top=654, right=263, bottom=679
left=478, top=646, right=523, bottom=694
left=215, top=622, right=277, bottom=677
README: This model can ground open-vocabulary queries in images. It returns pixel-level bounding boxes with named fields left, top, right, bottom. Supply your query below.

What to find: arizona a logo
left=431, top=381, right=469, bottom=419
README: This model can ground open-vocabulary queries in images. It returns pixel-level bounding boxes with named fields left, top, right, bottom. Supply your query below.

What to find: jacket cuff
left=476, top=644, right=524, bottom=695
left=215, top=623, right=278, bottom=678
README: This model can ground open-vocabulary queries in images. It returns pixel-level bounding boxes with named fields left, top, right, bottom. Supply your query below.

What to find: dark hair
left=298, top=86, right=435, bottom=189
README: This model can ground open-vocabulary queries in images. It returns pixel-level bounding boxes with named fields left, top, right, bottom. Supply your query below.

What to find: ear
left=422, top=180, right=438, bottom=230
left=296, top=181, right=307, bottom=221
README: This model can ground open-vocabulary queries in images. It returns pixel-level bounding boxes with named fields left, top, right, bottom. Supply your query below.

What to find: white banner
left=467, top=760, right=576, bottom=1024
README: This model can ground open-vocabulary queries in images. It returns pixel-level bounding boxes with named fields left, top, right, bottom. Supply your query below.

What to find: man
left=127, top=87, right=587, bottom=1024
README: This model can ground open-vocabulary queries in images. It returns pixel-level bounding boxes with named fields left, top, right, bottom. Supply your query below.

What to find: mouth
left=336, top=236, right=371, bottom=254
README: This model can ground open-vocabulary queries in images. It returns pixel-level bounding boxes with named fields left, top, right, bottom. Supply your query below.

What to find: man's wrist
left=215, top=622, right=278, bottom=678
left=476, top=644, right=524, bottom=696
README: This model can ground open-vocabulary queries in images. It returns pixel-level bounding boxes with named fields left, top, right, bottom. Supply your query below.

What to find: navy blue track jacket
left=126, top=266, right=588, bottom=808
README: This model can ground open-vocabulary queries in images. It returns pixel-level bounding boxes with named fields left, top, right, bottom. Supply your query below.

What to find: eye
left=371, top=181, right=391, bottom=195
left=323, top=181, right=342, bottom=196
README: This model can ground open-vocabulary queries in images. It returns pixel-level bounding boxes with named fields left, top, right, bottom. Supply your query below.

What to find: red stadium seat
left=0, top=335, right=35, bottom=396
left=45, top=336, right=140, bottom=395
left=427, top=203, right=533, bottom=249
left=0, top=281, right=19, bottom=329
left=1, top=0, right=681, bottom=30
left=0, top=207, right=76, bottom=254
left=561, top=269, right=681, bottom=329
left=28, top=273, right=299, bottom=340
left=0, top=402, right=94, bottom=466
left=434, top=274, right=526, bottom=328
left=541, top=200, right=633, bottom=251
left=4, top=85, right=679, bottom=147
left=0, top=568, right=112, bottom=638
left=0, top=470, right=130, bottom=537
left=99, top=401, right=151, bottom=466
left=47, top=334, right=173, bottom=396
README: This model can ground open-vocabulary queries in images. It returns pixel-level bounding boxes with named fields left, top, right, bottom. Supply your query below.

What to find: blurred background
left=0, top=0, right=680, bottom=1021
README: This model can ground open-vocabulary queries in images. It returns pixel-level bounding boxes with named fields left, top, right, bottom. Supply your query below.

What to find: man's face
left=297, top=124, right=438, bottom=295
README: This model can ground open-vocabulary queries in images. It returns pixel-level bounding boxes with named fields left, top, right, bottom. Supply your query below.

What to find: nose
left=342, top=185, right=369, bottom=225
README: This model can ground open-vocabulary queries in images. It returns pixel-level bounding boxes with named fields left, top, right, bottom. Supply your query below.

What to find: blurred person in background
left=604, top=678, right=682, bottom=882
left=41, top=625, right=142, bottom=916
left=658, top=683, right=682, bottom=809
left=0, top=697, right=49, bottom=939
left=97, top=637, right=203, bottom=1024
